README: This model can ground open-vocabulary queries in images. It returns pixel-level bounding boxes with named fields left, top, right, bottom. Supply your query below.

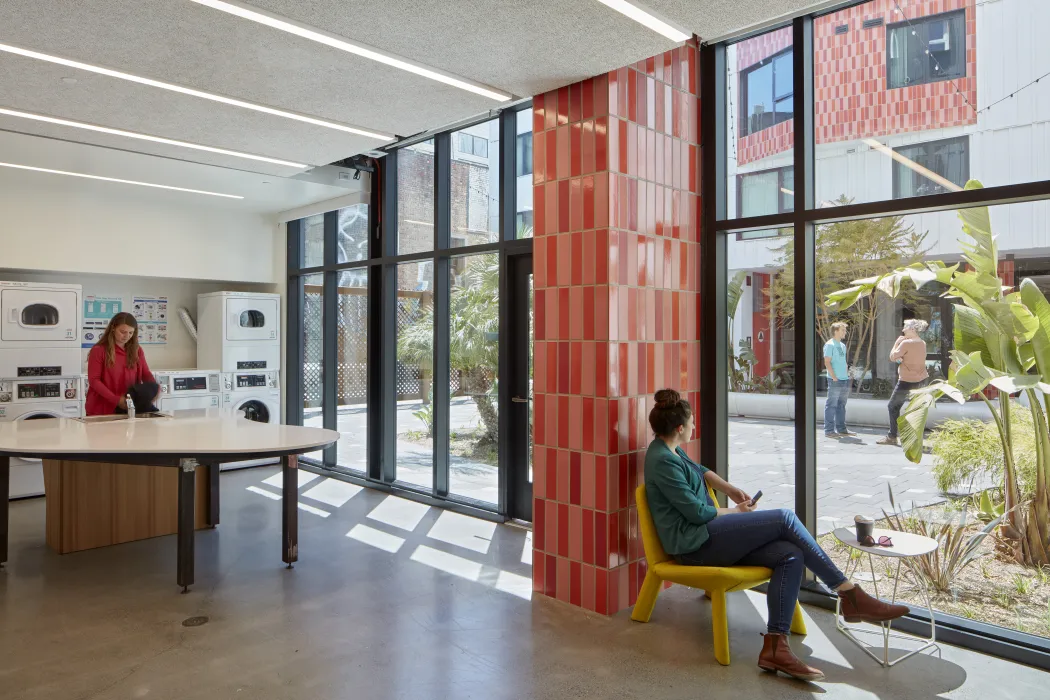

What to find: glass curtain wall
left=706, top=0, right=1050, bottom=655
left=287, top=104, right=534, bottom=517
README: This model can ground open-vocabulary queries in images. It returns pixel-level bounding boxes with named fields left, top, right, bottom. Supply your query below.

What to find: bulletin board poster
left=82, top=296, right=124, bottom=348
left=132, top=296, right=169, bottom=345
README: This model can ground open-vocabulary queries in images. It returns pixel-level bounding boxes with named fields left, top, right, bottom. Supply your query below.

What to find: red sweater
left=85, top=344, right=156, bottom=416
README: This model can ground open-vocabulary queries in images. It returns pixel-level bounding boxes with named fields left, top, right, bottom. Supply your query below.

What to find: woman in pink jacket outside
left=877, top=318, right=929, bottom=446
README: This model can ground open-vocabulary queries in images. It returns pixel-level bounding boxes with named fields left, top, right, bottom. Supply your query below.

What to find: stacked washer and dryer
left=197, top=291, right=282, bottom=469
left=0, top=281, right=85, bottom=498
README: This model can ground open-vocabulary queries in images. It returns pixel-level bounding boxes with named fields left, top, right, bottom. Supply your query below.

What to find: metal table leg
left=0, top=456, right=9, bottom=567
left=835, top=553, right=939, bottom=667
left=282, top=455, right=298, bottom=569
left=207, top=463, right=220, bottom=527
left=177, top=459, right=197, bottom=593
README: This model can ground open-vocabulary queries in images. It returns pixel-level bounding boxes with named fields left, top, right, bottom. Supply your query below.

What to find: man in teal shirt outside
left=823, top=321, right=856, bottom=438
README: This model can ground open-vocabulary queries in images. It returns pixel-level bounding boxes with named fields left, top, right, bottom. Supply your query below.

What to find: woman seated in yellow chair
left=644, top=389, right=908, bottom=681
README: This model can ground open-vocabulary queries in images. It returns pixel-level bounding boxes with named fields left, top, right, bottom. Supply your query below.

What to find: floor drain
left=181, top=616, right=209, bottom=627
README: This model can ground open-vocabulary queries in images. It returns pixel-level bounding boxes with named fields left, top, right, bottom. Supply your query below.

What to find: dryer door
left=15, top=410, right=64, bottom=465
left=235, top=399, right=271, bottom=424
left=226, top=296, right=279, bottom=342
left=1, top=288, right=79, bottom=343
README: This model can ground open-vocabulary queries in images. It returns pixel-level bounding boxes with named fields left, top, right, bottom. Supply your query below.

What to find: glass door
left=507, top=253, right=533, bottom=521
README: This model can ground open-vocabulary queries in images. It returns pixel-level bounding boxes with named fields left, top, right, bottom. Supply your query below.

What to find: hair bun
left=653, top=389, right=681, bottom=409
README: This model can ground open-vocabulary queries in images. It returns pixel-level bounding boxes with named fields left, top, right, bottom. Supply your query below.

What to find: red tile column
left=533, top=43, right=702, bottom=615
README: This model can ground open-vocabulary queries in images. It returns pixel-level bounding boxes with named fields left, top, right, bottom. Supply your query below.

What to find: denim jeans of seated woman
left=676, top=508, right=848, bottom=635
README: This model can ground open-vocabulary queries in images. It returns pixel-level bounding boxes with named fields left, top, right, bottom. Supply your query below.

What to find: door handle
left=512, top=397, right=530, bottom=403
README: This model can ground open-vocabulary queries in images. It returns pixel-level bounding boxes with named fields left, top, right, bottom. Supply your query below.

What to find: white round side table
left=832, top=526, right=940, bottom=668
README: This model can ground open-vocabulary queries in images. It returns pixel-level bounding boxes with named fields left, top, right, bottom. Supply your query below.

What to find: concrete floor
left=2, top=467, right=1045, bottom=700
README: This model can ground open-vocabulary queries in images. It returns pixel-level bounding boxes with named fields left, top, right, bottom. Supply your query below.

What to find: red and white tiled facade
left=737, top=0, right=978, bottom=166
left=531, top=44, right=702, bottom=615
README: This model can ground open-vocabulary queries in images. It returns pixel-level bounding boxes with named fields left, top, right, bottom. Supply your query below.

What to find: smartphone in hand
left=749, top=490, right=764, bottom=507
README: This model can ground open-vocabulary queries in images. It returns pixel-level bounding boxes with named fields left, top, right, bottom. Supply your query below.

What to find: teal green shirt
left=824, top=338, right=848, bottom=380
left=643, top=439, right=718, bottom=555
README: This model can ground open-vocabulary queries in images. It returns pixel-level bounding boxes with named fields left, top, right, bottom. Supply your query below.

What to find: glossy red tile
left=595, top=510, right=610, bottom=568
left=646, top=288, right=656, bottom=342
left=646, top=239, right=656, bottom=288
left=569, top=82, right=583, bottom=124
left=595, top=172, right=609, bottom=229
left=626, top=286, right=638, bottom=343
left=608, top=510, right=622, bottom=567
left=582, top=507, right=595, bottom=566
left=529, top=186, right=544, bottom=238
left=542, top=552, right=555, bottom=597
left=569, top=177, right=583, bottom=234
left=582, top=396, right=595, bottom=452
left=558, top=287, right=570, bottom=340
left=629, top=559, right=640, bottom=603
left=582, top=77, right=594, bottom=122
left=595, top=339, right=609, bottom=396
left=627, top=68, right=637, bottom=123
left=594, top=560, right=608, bottom=615
left=595, top=285, right=609, bottom=343
left=546, top=342, right=558, bottom=393
left=545, top=180, right=558, bottom=235
left=546, top=125, right=558, bottom=180
left=558, top=502, right=570, bottom=558
left=570, top=231, right=583, bottom=287
left=595, top=116, right=608, bottom=173
left=646, top=343, right=656, bottom=395
left=635, top=228, right=646, bottom=287
left=607, top=69, right=619, bottom=119
left=546, top=447, right=558, bottom=499
left=533, top=129, right=546, bottom=186
left=594, top=453, right=608, bottom=510
left=533, top=92, right=545, bottom=132
left=533, top=446, right=546, bottom=501
left=556, top=555, right=570, bottom=602
left=647, top=77, right=656, bottom=130
left=570, top=560, right=582, bottom=607
left=556, top=448, right=569, bottom=502
left=570, top=122, right=582, bottom=178
left=617, top=119, right=629, bottom=176
left=556, top=125, right=569, bottom=181
left=559, top=394, right=571, bottom=450
left=534, top=394, right=547, bottom=446
left=557, top=341, right=569, bottom=394
left=594, top=73, right=609, bottom=119
left=557, top=86, right=570, bottom=126
left=595, top=228, right=609, bottom=285
left=583, top=287, right=595, bottom=343
left=582, top=229, right=596, bottom=287
left=545, top=90, right=558, bottom=131
left=672, top=49, right=682, bottom=93
left=570, top=343, right=583, bottom=396
left=619, top=454, right=631, bottom=509
left=617, top=68, right=628, bottom=117
left=582, top=176, right=595, bottom=232
left=544, top=496, right=558, bottom=551
left=555, top=233, right=569, bottom=288
left=637, top=70, right=647, bottom=129
left=581, top=120, right=595, bottom=176
left=607, top=397, right=619, bottom=456
left=626, top=122, right=638, bottom=180
left=627, top=177, right=638, bottom=235
left=533, top=532, right=544, bottom=589
left=544, top=393, right=557, bottom=453
left=569, top=452, right=582, bottom=506
left=558, top=180, right=570, bottom=235
left=663, top=135, right=673, bottom=188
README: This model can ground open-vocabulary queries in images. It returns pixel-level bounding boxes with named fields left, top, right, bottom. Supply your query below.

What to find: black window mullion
left=374, top=156, right=397, bottom=482
left=499, top=108, right=517, bottom=242
left=792, top=15, right=816, bottom=535
left=433, top=133, right=452, bottom=497
left=700, top=42, right=728, bottom=480
left=321, top=211, right=339, bottom=467
left=285, top=219, right=305, bottom=428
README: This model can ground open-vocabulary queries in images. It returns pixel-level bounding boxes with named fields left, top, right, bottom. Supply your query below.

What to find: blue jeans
left=824, top=379, right=850, bottom=435
left=677, top=509, right=847, bottom=635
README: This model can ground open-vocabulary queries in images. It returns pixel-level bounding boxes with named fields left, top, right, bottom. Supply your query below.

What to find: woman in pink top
left=877, top=319, right=929, bottom=446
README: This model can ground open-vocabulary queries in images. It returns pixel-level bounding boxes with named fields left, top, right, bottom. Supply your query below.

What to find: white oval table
left=832, top=527, right=940, bottom=668
left=0, top=410, right=338, bottom=592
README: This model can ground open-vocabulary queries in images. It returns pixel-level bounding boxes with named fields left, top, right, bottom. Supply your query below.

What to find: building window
left=736, top=166, right=793, bottom=239
left=516, top=132, right=533, bottom=177
left=456, top=132, right=489, bottom=158
left=887, top=10, right=966, bottom=89
left=892, top=136, right=969, bottom=199
left=515, top=210, right=533, bottom=235
left=740, top=48, right=793, bottom=137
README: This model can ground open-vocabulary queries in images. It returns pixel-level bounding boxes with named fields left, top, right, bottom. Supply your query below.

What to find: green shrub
left=929, top=410, right=1037, bottom=500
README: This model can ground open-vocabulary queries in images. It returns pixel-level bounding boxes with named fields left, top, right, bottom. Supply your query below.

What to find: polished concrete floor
left=2, top=467, right=1046, bottom=700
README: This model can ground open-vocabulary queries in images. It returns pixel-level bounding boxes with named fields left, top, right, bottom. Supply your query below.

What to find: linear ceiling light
left=0, top=42, right=392, bottom=141
left=0, top=107, right=309, bottom=169
left=188, top=0, right=512, bottom=102
left=863, top=139, right=962, bottom=193
left=595, top=0, right=691, bottom=42
left=0, top=161, right=243, bottom=199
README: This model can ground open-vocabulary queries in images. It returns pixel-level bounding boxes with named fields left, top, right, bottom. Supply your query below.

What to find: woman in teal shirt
left=644, top=389, right=908, bottom=681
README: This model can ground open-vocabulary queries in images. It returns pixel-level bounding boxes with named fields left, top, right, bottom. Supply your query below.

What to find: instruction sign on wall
left=82, top=295, right=123, bottom=348
left=132, top=295, right=169, bottom=345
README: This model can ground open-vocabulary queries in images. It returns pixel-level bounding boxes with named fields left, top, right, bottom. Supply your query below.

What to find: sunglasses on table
left=859, top=535, right=893, bottom=547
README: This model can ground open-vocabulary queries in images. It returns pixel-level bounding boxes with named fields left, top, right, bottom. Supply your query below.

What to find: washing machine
left=0, top=376, right=82, bottom=498
left=0, top=281, right=82, bottom=379
left=155, top=369, right=222, bottom=412
left=220, top=369, right=281, bottom=469
left=197, top=291, right=280, bottom=373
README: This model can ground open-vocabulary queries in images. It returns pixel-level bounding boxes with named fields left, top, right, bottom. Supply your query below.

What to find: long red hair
left=96, top=312, right=141, bottom=368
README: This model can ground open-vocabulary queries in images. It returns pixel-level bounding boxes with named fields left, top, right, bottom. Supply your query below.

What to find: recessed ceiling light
left=188, top=0, right=512, bottom=102
left=0, top=42, right=393, bottom=141
left=60, top=77, right=77, bottom=84
left=0, top=107, right=309, bottom=169
left=594, top=0, right=691, bottom=42
left=0, top=161, right=243, bottom=199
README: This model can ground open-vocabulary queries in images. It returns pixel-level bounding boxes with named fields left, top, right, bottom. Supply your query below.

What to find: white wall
left=0, top=269, right=271, bottom=371
left=0, top=177, right=276, bottom=283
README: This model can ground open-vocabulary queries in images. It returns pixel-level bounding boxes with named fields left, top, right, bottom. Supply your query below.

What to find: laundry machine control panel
left=17, top=365, right=61, bottom=377
left=0, top=377, right=79, bottom=403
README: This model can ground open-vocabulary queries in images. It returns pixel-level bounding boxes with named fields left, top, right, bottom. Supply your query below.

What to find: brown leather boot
left=757, top=633, right=825, bottom=681
left=839, top=584, right=909, bottom=623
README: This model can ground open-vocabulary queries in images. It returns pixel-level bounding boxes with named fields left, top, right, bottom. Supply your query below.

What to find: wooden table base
left=42, top=459, right=214, bottom=555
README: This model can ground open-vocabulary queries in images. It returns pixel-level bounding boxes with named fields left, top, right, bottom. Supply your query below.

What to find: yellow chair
left=631, top=484, right=807, bottom=665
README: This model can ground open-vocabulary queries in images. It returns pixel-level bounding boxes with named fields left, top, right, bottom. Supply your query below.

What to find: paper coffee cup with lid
left=854, top=514, right=874, bottom=542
